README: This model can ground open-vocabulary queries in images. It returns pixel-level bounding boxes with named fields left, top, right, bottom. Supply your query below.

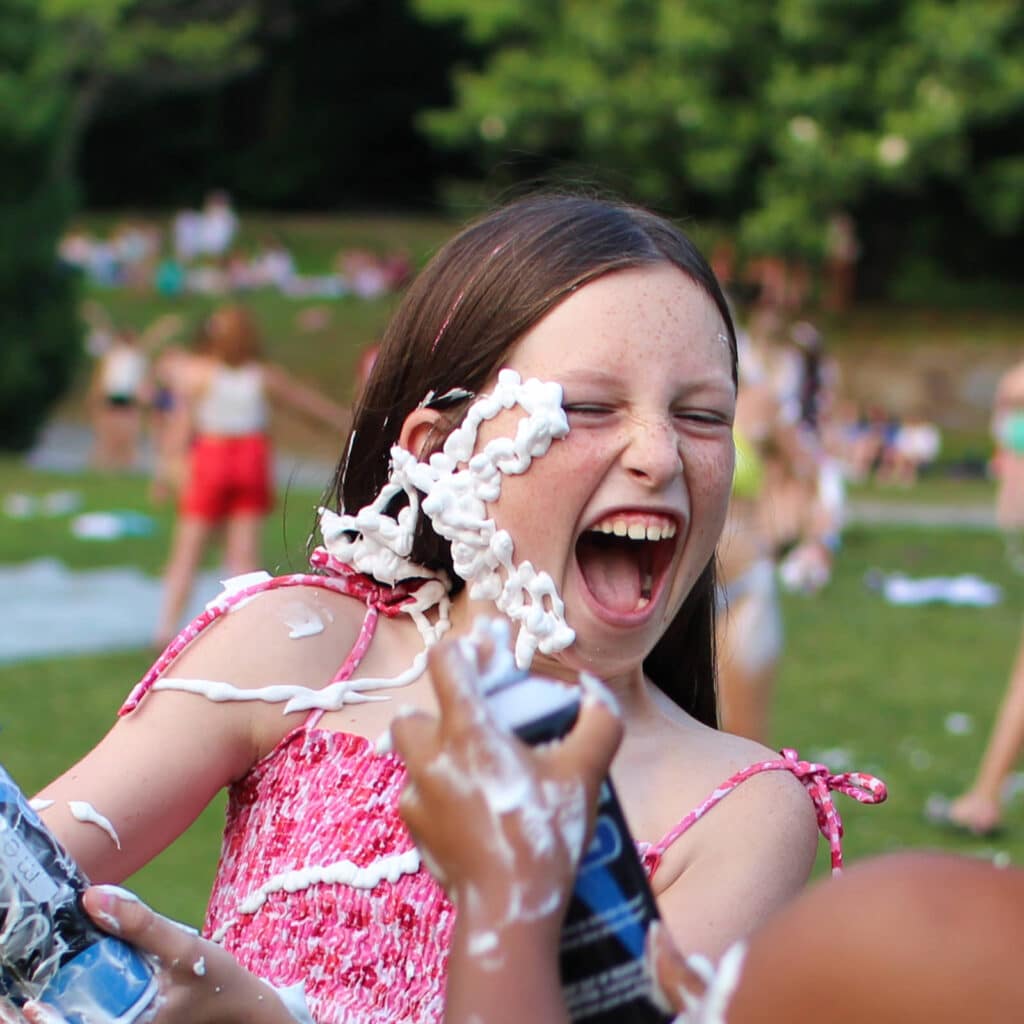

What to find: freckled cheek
left=687, top=447, right=735, bottom=527
left=484, top=439, right=595, bottom=552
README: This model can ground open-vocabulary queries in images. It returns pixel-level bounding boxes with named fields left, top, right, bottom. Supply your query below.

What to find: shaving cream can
left=0, top=764, right=157, bottom=1023
left=486, top=672, right=672, bottom=1023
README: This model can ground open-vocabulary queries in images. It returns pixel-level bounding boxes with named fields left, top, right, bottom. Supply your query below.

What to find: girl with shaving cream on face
left=12, top=195, right=883, bottom=1024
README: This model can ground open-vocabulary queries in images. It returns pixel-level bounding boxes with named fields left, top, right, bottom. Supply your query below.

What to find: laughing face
left=466, top=262, right=736, bottom=682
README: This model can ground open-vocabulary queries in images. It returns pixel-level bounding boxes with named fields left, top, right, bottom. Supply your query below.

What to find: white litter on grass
left=944, top=712, right=974, bottom=736
left=70, top=510, right=155, bottom=540
left=1002, top=772, right=1024, bottom=802
left=1, top=490, right=80, bottom=519
left=876, top=573, right=1001, bottom=607
left=3, top=493, right=35, bottom=518
left=808, top=747, right=853, bottom=771
left=907, top=748, right=933, bottom=772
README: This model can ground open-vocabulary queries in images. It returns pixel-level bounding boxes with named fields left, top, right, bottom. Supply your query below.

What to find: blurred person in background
left=930, top=358, right=1024, bottom=836
left=742, top=315, right=842, bottom=595
left=153, top=304, right=349, bottom=647
left=878, top=411, right=942, bottom=487
left=716, top=331, right=815, bottom=742
left=822, top=211, right=860, bottom=313
left=87, top=321, right=152, bottom=472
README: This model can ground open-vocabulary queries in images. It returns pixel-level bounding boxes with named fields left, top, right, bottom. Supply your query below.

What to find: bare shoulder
left=167, top=582, right=368, bottom=691
left=652, top=728, right=821, bottom=954
left=700, top=730, right=819, bottom=850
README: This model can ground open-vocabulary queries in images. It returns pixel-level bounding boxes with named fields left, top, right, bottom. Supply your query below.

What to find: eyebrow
left=557, top=367, right=735, bottom=395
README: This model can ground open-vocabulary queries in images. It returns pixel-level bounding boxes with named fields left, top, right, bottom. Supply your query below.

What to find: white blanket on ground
left=0, top=558, right=220, bottom=663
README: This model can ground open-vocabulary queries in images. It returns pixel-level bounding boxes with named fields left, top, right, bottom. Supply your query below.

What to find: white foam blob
left=282, top=601, right=328, bottom=639
left=67, top=801, right=121, bottom=849
left=272, top=980, right=317, bottom=1024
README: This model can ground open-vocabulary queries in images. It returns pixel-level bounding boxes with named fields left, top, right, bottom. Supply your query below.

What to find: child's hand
left=22, top=887, right=301, bottom=1024
left=391, top=636, right=622, bottom=935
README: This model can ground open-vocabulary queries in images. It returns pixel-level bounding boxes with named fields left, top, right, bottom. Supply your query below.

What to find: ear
left=398, top=407, right=447, bottom=460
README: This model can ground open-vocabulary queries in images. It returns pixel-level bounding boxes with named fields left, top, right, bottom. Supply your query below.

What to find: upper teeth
left=590, top=518, right=676, bottom=541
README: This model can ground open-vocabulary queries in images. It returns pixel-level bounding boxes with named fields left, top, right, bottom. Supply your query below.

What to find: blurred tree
left=414, top=0, right=1024, bottom=269
left=0, top=1, right=263, bottom=451
left=0, top=0, right=83, bottom=451
left=38, top=0, right=260, bottom=183
left=76, top=0, right=475, bottom=210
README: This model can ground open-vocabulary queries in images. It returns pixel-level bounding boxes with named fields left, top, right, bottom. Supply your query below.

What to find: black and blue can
left=0, top=764, right=157, bottom=1023
left=485, top=667, right=673, bottom=1023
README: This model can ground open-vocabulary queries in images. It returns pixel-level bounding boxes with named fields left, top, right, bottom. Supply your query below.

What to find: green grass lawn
left=777, top=523, right=1024, bottom=877
left=1, top=456, right=1022, bottom=922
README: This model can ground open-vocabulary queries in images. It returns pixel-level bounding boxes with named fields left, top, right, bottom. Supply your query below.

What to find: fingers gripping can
left=485, top=670, right=673, bottom=1023
left=0, top=764, right=157, bottom=1022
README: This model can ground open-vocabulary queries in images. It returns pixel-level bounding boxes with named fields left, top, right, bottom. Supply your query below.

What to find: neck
left=447, top=590, right=651, bottom=707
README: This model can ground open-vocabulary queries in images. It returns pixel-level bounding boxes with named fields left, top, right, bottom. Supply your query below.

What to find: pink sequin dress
left=121, top=559, right=886, bottom=1024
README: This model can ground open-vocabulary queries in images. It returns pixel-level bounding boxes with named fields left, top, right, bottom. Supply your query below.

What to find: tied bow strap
left=309, top=548, right=423, bottom=617
left=778, top=748, right=887, bottom=874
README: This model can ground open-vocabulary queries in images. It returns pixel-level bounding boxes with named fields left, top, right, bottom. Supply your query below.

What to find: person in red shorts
left=154, top=305, right=349, bottom=647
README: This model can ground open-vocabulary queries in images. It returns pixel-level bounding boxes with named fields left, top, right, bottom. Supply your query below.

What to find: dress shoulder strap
left=644, top=748, right=886, bottom=878
left=120, top=554, right=422, bottom=718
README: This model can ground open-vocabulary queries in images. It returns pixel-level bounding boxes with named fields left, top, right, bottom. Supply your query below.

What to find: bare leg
left=92, top=406, right=116, bottom=470
left=951, top=626, right=1024, bottom=831
left=718, top=656, right=777, bottom=743
left=716, top=588, right=782, bottom=744
left=224, top=513, right=264, bottom=576
left=155, top=516, right=213, bottom=647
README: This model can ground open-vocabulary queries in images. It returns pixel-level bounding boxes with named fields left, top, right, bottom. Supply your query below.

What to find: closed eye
left=674, top=410, right=733, bottom=428
left=563, top=403, right=615, bottom=417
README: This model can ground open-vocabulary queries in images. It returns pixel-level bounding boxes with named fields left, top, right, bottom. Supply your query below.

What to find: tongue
left=577, top=536, right=642, bottom=614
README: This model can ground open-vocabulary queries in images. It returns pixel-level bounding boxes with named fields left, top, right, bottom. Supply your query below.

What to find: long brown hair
left=324, top=194, right=737, bottom=727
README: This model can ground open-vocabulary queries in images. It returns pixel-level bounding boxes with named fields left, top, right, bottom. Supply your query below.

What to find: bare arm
left=33, top=686, right=256, bottom=884
left=262, top=364, right=351, bottom=433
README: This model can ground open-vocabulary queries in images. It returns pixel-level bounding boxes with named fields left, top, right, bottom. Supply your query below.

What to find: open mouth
left=575, top=512, right=679, bottom=620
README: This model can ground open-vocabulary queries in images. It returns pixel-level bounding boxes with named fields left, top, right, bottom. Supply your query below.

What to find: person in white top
left=153, top=305, right=349, bottom=646
left=88, top=329, right=151, bottom=471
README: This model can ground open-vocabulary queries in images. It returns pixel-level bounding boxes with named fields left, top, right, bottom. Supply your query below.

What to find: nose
left=621, top=414, right=683, bottom=488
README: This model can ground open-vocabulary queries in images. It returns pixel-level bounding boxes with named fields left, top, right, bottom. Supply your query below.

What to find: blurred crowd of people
left=58, top=190, right=412, bottom=301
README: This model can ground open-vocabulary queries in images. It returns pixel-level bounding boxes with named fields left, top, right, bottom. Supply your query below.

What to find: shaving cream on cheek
left=322, top=369, right=576, bottom=672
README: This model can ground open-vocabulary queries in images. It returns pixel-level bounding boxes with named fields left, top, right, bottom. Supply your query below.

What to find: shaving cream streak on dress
left=120, top=558, right=885, bottom=1024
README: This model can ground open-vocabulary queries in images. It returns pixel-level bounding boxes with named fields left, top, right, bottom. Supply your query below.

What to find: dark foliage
left=0, top=3, right=82, bottom=452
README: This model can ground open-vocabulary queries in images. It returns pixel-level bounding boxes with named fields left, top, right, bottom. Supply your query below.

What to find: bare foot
left=948, top=792, right=1002, bottom=835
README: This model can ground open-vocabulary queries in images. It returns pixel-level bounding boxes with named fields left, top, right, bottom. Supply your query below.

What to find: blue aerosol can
left=483, top=661, right=673, bottom=1023
left=0, top=764, right=157, bottom=1023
